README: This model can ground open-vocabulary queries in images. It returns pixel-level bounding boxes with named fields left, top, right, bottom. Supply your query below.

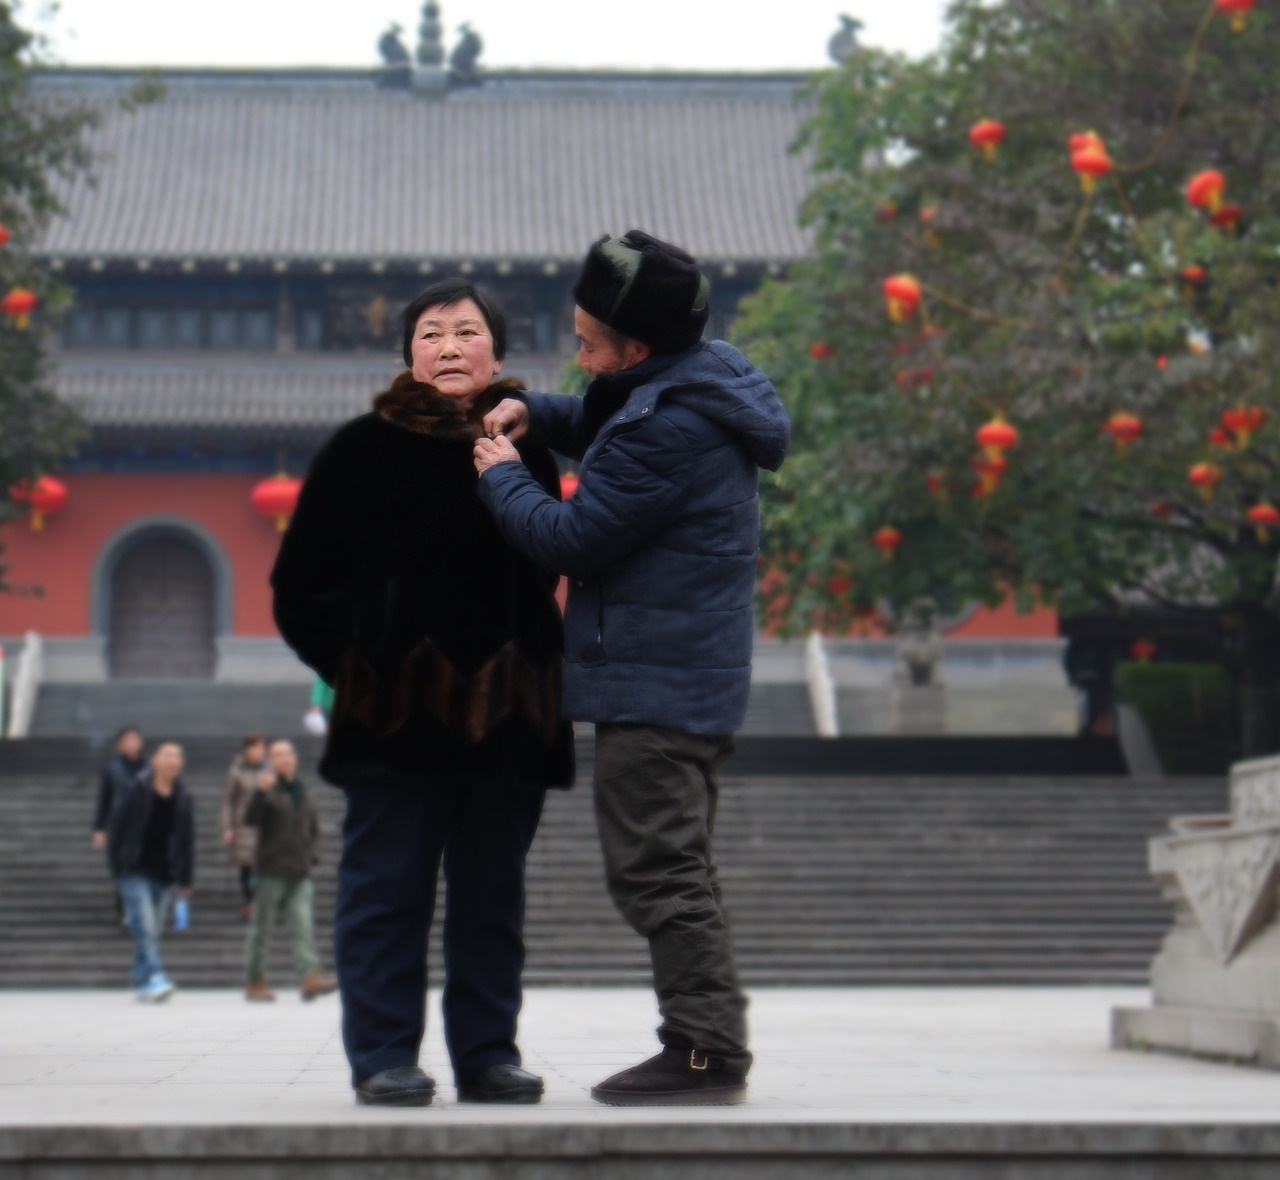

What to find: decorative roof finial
left=449, top=21, right=483, bottom=87
left=828, top=14, right=864, bottom=64
left=417, top=2, right=445, bottom=68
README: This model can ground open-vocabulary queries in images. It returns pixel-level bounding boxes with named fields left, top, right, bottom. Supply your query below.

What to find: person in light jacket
left=220, top=733, right=265, bottom=919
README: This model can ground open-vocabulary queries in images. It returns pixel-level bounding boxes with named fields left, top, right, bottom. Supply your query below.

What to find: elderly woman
left=271, top=279, right=572, bottom=1108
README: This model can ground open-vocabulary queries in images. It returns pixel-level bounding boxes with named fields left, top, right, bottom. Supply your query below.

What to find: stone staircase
left=30, top=684, right=315, bottom=740
left=0, top=737, right=1225, bottom=988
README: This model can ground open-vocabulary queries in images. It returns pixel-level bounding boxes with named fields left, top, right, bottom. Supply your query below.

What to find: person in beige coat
left=220, top=734, right=266, bottom=919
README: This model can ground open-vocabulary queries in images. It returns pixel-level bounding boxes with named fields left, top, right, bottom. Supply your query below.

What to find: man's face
left=118, top=731, right=143, bottom=761
left=573, top=307, right=649, bottom=379
left=153, top=744, right=183, bottom=779
left=269, top=742, right=298, bottom=781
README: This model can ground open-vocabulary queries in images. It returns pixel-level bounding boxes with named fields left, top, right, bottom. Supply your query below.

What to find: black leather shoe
left=457, top=1063, right=544, bottom=1104
left=355, top=1066, right=436, bottom=1107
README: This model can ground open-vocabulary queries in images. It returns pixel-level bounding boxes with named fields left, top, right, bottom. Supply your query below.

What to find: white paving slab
left=2, top=987, right=1280, bottom=1128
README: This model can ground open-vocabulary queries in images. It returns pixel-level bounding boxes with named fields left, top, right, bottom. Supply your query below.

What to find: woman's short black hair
left=401, top=278, right=508, bottom=367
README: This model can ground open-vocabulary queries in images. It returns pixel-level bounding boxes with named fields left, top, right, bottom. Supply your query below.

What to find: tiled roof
left=36, top=69, right=815, bottom=264
left=57, top=354, right=569, bottom=443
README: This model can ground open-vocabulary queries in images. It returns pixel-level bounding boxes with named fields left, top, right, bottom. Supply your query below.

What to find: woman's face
left=409, top=298, right=501, bottom=405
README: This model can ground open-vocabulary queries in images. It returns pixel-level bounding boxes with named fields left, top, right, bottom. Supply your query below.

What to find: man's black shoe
left=591, top=1047, right=747, bottom=1106
left=457, top=1063, right=544, bottom=1104
left=355, top=1066, right=436, bottom=1107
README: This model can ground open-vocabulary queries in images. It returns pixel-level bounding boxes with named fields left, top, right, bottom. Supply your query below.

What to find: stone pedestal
left=891, top=685, right=946, bottom=734
left=1113, top=753, right=1280, bottom=1067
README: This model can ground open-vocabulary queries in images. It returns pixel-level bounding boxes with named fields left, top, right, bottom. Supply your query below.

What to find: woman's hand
left=474, top=434, right=521, bottom=476
left=483, top=398, right=530, bottom=441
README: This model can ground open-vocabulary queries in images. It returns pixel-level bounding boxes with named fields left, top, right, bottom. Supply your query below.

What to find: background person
left=242, top=739, right=336, bottom=1003
left=107, top=741, right=194, bottom=1002
left=271, top=279, right=574, bottom=1108
left=474, top=230, right=790, bottom=1106
left=220, top=733, right=266, bottom=920
left=91, top=725, right=146, bottom=923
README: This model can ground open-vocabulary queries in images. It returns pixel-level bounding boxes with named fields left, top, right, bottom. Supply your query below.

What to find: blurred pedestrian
left=107, top=742, right=194, bottom=1002
left=220, top=733, right=266, bottom=920
left=242, top=739, right=337, bottom=1003
left=271, top=279, right=573, bottom=1107
left=91, top=725, right=146, bottom=924
left=303, top=676, right=332, bottom=735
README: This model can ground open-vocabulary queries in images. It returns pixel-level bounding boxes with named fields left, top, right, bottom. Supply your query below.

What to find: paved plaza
left=3, top=986, right=1280, bottom=1124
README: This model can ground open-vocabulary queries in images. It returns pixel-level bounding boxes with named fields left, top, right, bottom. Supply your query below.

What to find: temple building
left=0, top=34, right=1065, bottom=737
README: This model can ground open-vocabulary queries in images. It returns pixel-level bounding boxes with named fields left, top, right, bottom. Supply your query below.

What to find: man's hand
left=482, top=398, right=530, bottom=442
left=474, top=434, right=521, bottom=477
left=256, top=771, right=274, bottom=791
left=91, top=830, right=106, bottom=850
left=221, top=828, right=235, bottom=845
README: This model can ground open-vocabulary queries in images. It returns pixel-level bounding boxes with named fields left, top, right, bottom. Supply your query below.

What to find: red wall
left=0, top=474, right=283, bottom=637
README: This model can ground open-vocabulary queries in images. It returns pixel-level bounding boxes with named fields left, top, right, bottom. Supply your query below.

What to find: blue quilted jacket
left=477, top=341, right=789, bottom=735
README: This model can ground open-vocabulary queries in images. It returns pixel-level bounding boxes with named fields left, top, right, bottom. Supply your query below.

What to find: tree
left=736, top=0, right=1280, bottom=753
left=0, top=2, right=98, bottom=579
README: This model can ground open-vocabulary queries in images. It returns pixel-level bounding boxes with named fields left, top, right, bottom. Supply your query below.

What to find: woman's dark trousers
left=335, top=776, right=545, bottom=1087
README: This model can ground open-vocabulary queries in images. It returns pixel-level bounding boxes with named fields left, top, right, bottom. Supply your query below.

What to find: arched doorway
left=108, top=534, right=217, bottom=679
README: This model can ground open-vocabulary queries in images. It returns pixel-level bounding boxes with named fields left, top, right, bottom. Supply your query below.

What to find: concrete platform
left=3, top=988, right=1280, bottom=1177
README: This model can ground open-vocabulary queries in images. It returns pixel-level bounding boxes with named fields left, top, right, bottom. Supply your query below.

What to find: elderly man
left=474, top=230, right=789, bottom=1106
left=243, top=740, right=336, bottom=1003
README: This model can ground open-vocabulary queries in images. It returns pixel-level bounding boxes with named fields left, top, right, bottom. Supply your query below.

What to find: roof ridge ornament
left=412, top=2, right=449, bottom=96
left=828, top=14, right=863, bottom=64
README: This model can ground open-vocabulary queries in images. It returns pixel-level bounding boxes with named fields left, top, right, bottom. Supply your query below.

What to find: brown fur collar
left=373, top=372, right=526, bottom=441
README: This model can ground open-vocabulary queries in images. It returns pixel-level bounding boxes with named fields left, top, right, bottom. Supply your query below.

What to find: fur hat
left=572, top=229, right=710, bottom=354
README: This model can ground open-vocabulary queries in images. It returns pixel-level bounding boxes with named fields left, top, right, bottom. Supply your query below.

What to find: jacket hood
left=632, top=341, right=790, bottom=472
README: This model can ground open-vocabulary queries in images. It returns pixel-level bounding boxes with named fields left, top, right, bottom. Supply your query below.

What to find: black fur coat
left=271, top=373, right=573, bottom=790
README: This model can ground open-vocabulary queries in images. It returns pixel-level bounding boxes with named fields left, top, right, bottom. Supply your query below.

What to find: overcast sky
left=29, top=1, right=947, bottom=71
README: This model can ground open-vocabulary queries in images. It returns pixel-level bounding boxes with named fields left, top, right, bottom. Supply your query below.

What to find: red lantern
left=1151, top=501, right=1173, bottom=519
left=882, top=275, right=922, bottom=323
left=251, top=474, right=302, bottom=532
left=1178, top=265, right=1208, bottom=299
left=874, top=202, right=897, bottom=223
left=975, top=415, right=1019, bottom=460
left=968, top=118, right=1007, bottom=161
left=559, top=472, right=580, bottom=499
left=1209, top=426, right=1235, bottom=449
left=1069, top=133, right=1112, bottom=194
left=1130, top=640, right=1158, bottom=664
left=1247, top=502, right=1280, bottom=542
left=1188, top=462, right=1222, bottom=500
left=1, top=287, right=37, bottom=330
left=894, top=366, right=933, bottom=389
left=872, top=526, right=903, bottom=561
left=925, top=471, right=946, bottom=496
left=1216, top=0, right=1256, bottom=32
left=1186, top=169, right=1226, bottom=215
left=809, top=342, right=835, bottom=360
left=1222, top=405, right=1265, bottom=448
left=0, top=224, right=9, bottom=248
left=827, top=574, right=854, bottom=596
left=972, top=453, right=1009, bottom=497
left=1103, top=411, right=1143, bottom=454
left=1211, top=202, right=1243, bottom=233
left=10, top=476, right=68, bottom=532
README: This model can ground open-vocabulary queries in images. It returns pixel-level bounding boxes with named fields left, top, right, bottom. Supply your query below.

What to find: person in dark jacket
left=91, top=725, right=146, bottom=923
left=107, top=742, right=194, bottom=1002
left=271, top=278, right=573, bottom=1108
left=243, top=739, right=337, bottom=1003
left=475, top=230, right=790, bottom=1106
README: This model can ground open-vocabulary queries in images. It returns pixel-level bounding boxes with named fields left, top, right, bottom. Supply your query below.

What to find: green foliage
left=738, top=0, right=1280, bottom=638
left=0, top=1, right=95, bottom=556
left=1115, top=660, right=1229, bottom=775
